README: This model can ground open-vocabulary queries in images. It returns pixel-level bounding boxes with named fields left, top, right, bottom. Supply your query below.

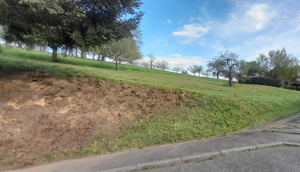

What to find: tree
left=195, top=65, right=203, bottom=76
left=188, top=65, right=203, bottom=76
left=252, top=48, right=299, bottom=83
left=156, top=60, right=169, bottom=71
left=132, top=28, right=144, bottom=49
left=147, top=53, right=156, bottom=69
left=218, top=49, right=240, bottom=87
left=173, top=66, right=182, bottom=73
left=106, top=37, right=141, bottom=70
left=256, top=54, right=270, bottom=77
left=141, top=61, right=150, bottom=68
left=207, top=58, right=225, bottom=79
left=202, top=69, right=210, bottom=77
left=188, top=65, right=198, bottom=76
left=0, top=0, right=144, bottom=62
left=266, top=48, right=299, bottom=82
left=182, top=69, right=189, bottom=74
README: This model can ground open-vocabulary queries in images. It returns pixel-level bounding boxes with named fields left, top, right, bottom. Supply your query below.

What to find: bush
left=283, top=85, right=297, bottom=90
left=238, top=77, right=283, bottom=87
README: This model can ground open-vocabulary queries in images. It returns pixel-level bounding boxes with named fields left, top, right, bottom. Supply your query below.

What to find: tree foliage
left=217, top=49, right=240, bottom=86
left=105, top=37, right=141, bottom=70
left=0, top=0, right=144, bottom=62
left=240, top=48, right=299, bottom=84
left=156, top=60, right=169, bottom=71
left=189, top=65, right=203, bottom=76
left=147, top=53, right=156, bottom=69
left=173, top=66, right=182, bottom=73
left=207, top=58, right=225, bottom=79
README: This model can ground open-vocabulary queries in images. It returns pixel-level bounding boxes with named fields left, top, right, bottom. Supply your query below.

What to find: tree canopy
left=105, top=37, right=141, bottom=70
left=0, top=0, right=144, bottom=61
left=217, top=49, right=240, bottom=86
left=239, top=48, right=299, bottom=84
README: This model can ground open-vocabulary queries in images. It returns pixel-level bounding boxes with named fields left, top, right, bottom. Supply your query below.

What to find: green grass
left=1, top=47, right=175, bottom=73
left=38, top=155, right=55, bottom=162
left=61, top=150, right=73, bottom=158
left=1, top=47, right=300, bottom=154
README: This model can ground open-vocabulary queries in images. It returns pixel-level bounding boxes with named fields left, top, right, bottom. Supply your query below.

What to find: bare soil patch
left=0, top=73, right=186, bottom=171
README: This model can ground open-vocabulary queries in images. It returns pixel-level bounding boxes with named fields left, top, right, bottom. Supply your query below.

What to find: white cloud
left=167, top=19, right=172, bottom=24
left=246, top=4, right=275, bottom=30
left=172, top=24, right=209, bottom=44
left=211, top=3, right=278, bottom=38
left=172, top=24, right=209, bottom=38
left=138, top=54, right=206, bottom=70
left=156, top=54, right=207, bottom=69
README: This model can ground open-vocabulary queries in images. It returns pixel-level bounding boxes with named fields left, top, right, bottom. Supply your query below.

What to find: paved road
left=7, top=132, right=300, bottom=172
left=144, top=147, right=300, bottom=172
left=242, top=112, right=300, bottom=134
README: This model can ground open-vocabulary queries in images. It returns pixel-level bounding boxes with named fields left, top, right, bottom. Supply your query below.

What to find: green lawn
left=1, top=47, right=300, bottom=152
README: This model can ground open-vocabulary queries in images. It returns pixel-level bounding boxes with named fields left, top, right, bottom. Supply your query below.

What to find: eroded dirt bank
left=0, top=72, right=186, bottom=171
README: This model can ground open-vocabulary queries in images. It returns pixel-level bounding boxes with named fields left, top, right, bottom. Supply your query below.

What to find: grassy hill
left=1, top=47, right=300, bottom=151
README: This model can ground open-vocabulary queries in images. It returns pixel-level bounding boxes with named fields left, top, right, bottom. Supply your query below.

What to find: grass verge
left=1, top=47, right=300, bottom=157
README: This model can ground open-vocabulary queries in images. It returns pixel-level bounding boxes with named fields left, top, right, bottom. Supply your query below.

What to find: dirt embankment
left=0, top=72, right=186, bottom=171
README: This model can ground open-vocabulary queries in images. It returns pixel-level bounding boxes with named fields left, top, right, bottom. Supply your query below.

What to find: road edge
left=101, top=142, right=300, bottom=172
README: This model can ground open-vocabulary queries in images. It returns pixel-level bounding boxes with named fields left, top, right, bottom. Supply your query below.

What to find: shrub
left=238, top=77, right=283, bottom=87
left=283, top=85, right=297, bottom=90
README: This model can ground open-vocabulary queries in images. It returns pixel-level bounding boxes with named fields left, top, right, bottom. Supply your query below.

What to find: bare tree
left=141, top=61, right=150, bottom=68
left=218, top=49, right=240, bottom=86
left=188, top=65, right=198, bottom=76
left=156, top=60, right=169, bottom=71
left=148, top=53, right=156, bottom=69
left=189, top=65, right=203, bottom=76
left=173, top=66, right=182, bottom=73
left=182, top=69, right=189, bottom=74
left=202, top=69, right=211, bottom=77
left=132, top=28, right=144, bottom=49
left=207, top=58, right=225, bottom=79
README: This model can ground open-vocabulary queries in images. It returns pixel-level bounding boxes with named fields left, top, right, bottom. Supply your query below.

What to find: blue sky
left=139, top=0, right=300, bottom=69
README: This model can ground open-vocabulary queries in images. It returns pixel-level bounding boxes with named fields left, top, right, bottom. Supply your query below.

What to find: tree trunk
left=69, top=48, right=74, bottom=56
left=52, top=47, right=58, bottom=62
left=217, top=73, right=219, bottom=79
left=63, top=47, right=68, bottom=57
left=18, top=42, right=22, bottom=48
left=115, top=61, right=118, bottom=70
left=101, top=55, right=105, bottom=61
left=75, top=47, right=78, bottom=58
left=81, top=49, right=86, bottom=58
left=42, top=46, right=47, bottom=52
left=228, top=75, right=232, bottom=86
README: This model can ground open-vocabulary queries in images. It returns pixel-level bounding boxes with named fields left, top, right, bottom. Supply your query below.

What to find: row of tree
left=239, top=48, right=299, bottom=84
left=205, top=48, right=299, bottom=86
left=141, top=48, right=298, bottom=87
left=0, top=0, right=144, bottom=69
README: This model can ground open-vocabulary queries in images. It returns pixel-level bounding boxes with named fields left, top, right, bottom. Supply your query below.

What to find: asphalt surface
left=242, top=111, right=300, bottom=133
left=144, top=147, right=300, bottom=172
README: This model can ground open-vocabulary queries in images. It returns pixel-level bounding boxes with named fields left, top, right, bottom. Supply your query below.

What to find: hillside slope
left=1, top=47, right=300, bottom=170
